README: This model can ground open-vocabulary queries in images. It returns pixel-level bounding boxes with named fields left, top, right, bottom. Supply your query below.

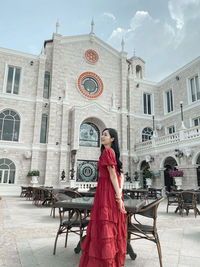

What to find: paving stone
left=1, top=196, right=200, bottom=267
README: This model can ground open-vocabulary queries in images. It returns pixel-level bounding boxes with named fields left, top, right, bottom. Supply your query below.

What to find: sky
left=0, top=0, right=200, bottom=82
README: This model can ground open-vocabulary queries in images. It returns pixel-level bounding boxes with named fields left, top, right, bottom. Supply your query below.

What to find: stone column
left=59, top=99, right=70, bottom=185
left=31, top=54, right=46, bottom=172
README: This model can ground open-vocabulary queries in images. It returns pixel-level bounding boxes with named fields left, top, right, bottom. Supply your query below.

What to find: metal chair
left=127, top=197, right=164, bottom=267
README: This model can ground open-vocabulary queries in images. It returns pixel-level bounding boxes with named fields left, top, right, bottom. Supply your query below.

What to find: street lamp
left=152, top=115, right=155, bottom=131
left=152, top=114, right=158, bottom=137
left=180, top=101, right=186, bottom=129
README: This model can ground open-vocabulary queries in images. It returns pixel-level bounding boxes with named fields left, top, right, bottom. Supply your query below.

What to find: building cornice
left=71, top=102, right=111, bottom=115
left=158, top=56, right=200, bottom=85
left=130, top=78, right=158, bottom=87
left=60, top=34, right=122, bottom=58
left=0, top=46, right=39, bottom=59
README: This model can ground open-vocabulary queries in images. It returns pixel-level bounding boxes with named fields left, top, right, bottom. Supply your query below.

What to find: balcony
left=135, top=125, right=200, bottom=152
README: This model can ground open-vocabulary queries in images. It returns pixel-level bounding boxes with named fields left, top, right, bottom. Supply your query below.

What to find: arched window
left=0, top=158, right=16, bottom=184
left=0, top=110, right=20, bottom=141
left=79, top=122, right=100, bottom=147
left=136, top=65, right=142, bottom=79
left=142, top=127, right=153, bottom=142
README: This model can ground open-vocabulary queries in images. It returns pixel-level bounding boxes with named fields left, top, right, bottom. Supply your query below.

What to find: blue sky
left=0, top=0, right=200, bottom=81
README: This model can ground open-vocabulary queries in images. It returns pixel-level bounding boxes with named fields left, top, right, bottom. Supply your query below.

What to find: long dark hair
left=100, top=128, right=123, bottom=174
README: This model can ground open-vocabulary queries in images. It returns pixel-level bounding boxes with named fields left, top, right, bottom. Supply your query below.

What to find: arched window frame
left=142, top=127, right=153, bottom=142
left=79, top=122, right=100, bottom=147
left=136, top=65, right=142, bottom=79
left=0, top=109, right=20, bottom=142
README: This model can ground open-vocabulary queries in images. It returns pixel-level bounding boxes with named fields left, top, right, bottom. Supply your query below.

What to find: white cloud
left=108, top=2, right=200, bottom=81
left=169, top=0, right=200, bottom=29
left=130, top=11, right=151, bottom=31
left=103, top=12, right=116, bottom=21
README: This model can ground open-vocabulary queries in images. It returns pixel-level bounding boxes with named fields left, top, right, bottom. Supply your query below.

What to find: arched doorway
left=77, top=118, right=104, bottom=183
left=196, top=153, right=200, bottom=186
left=163, top=157, right=178, bottom=192
left=140, top=160, right=150, bottom=188
left=0, top=158, right=16, bottom=184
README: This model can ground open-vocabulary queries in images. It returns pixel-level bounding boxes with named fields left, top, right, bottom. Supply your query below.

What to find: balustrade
left=135, top=125, right=200, bottom=151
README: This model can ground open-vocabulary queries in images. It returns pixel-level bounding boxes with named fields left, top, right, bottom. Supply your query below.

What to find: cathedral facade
left=0, top=23, right=200, bottom=191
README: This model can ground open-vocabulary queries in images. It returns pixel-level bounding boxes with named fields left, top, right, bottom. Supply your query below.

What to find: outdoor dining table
left=125, top=188, right=149, bottom=200
left=55, top=196, right=146, bottom=260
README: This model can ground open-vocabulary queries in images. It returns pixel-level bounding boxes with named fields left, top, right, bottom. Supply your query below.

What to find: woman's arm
left=107, top=166, right=126, bottom=214
left=120, top=172, right=124, bottom=190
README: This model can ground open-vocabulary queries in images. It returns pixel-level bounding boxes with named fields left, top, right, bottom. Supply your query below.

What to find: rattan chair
left=166, top=191, right=179, bottom=213
left=53, top=193, right=89, bottom=255
left=178, top=191, right=198, bottom=217
left=20, top=186, right=28, bottom=197
left=127, top=197, right=164, bottom=267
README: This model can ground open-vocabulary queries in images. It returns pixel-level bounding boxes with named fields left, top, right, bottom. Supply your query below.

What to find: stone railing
left=76, top=182, right=97, bottom=191
left=135, top=125, right=200, bottom=151
left=154, top=132, right=179, bottom=146
left=135, top=140, right=152, bottom=151
left=75, top=181, right=135, bottom=191
left=183, top=126, right=200, bottom=140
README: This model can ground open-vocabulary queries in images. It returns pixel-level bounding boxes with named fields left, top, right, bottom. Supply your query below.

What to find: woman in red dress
left=79, top=128, right=127, bottom=267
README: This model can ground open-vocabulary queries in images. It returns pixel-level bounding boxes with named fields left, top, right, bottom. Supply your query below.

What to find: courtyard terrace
left=0, top=195, right=200, bottom=267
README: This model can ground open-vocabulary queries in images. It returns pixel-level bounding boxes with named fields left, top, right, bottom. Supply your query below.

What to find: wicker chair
left=53, top=193, right=89, bottom=255
left=178, top=191, right=198, bottom=217
left=127, top=197, right=164, bottom=267
left=166, top=191, right=179, bottom=213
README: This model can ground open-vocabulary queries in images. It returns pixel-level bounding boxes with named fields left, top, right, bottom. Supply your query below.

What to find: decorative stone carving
left=24, top=151, right=32, bottom=159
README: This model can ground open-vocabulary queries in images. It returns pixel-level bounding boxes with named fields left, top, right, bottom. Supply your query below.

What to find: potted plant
left=143, top=168, right=154, bottom=188
left=168, top=169, right=183, bottom=190
left=27, top=170, right=40, bottom=185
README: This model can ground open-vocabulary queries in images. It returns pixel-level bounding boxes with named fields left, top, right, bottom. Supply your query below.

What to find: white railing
left=123, top=182, right=138, bottom=189
left=154, top=132, right=179, bottom=146
left=184, top=127, right=200, bottom=140
left=135, top=140, right=152, bottom=151
left=135, top=125, right=200, bottom=151
left=75, top=181, right=135, bottom=191
left=76, top=182, right=97, bottom=191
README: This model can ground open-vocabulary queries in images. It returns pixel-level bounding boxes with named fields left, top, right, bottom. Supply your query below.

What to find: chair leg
left=194, top=207, right=197, bottom=218
left=53, top=232, right=59, bottom=255
left=155, top=233, right=163, bottom=267
left=53, top=207, right=56, bottom=218
left=65, top=230, right=69, bottom=248
left=50, top=207, right=55, bottom=217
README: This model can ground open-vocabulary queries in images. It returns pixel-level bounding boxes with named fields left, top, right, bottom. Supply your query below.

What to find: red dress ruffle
left=79, top=148, right=127, bottom=267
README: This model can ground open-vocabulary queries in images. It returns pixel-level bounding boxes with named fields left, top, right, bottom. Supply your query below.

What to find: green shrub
left=27, top=170, right=40, bottom=177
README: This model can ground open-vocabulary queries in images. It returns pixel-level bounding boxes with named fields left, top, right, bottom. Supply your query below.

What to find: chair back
left=63, top=189, right=82, bottom=198
left=179, top=191, right=196, bottom=203
left=137, top=197, right=164, bottom=219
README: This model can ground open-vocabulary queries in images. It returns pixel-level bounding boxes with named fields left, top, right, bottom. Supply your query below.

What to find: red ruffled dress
left=79, top=148, right=127, bottom=267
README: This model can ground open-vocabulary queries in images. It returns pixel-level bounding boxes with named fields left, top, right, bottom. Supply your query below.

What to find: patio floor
left=0, top=196, right=200, bottom=267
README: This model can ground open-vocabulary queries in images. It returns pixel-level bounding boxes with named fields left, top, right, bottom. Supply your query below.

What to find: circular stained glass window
left=78, top=72, right=103, bottom=98
left=82, top=77, right=99, bottom=95
left=85, top=49, right=99, bottom=63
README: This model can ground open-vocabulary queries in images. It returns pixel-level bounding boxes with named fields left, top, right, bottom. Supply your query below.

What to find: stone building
left=0, top=21, right=200, bottom=194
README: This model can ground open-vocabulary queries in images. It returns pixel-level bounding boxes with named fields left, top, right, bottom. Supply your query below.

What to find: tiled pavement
left=0, top=196, right=200, bottom=267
